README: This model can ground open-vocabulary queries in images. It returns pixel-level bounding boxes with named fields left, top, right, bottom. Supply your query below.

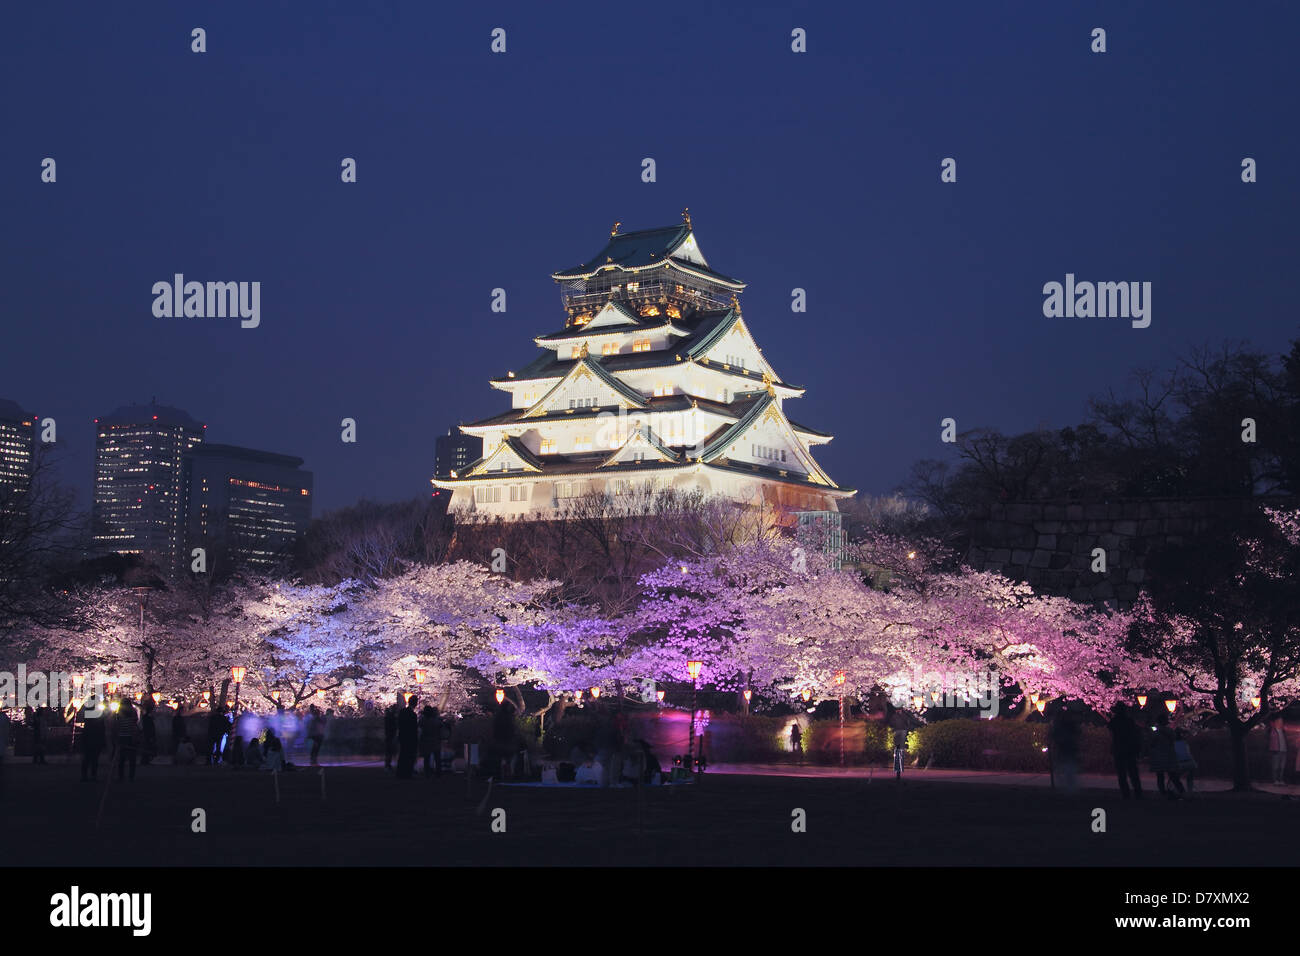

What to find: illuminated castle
left=433, top=212, right=853, bottom=517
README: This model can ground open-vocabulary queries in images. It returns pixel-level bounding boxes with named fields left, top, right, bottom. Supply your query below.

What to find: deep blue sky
left=3, top=1, right=1297, bottom=513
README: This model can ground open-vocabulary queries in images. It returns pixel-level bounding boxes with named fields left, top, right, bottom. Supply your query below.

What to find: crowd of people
left=2, top=693, right=1297, bottom=796
left=1098, top=703, right=1200, bottom=799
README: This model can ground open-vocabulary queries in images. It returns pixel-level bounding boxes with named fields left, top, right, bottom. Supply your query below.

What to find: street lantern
left=134, top=692, right=143, bottom=702
left=413, top=669, right=427, bottom=684
left=590, top=686, right=601, bottom=699
left=316, top=689, right=325, bottom=700
left=495, top=689, right=505, bottom=705
left=912, top=694, right=923, bottom=710
left=106, top=681, right=118, bottom=696
left=656, top=689, right=665, bottom=703
left=679, top=565, right=689, bottom=574
left=271, top=690, right=281, bottom=702
left=1252, top=695, right=1262, bottom=709
left=743, top=689, right=752, bottom=702
left=1136, top=694, right=1148, bottom=708
left=230, top=666, right=246, bottom=716
left=403, top=692, right=413, bottom=704
left=1034, top=699, right=1047, bottom=715
left=801, top=688, right=812, bottom=702
left=1165, top=699, right=1178, bottom=714
left=686, top=660, right=704, bottom=775
left=151, top=692, right=161, bottom=705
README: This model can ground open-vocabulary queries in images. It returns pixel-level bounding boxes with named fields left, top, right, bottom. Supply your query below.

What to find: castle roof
left=552, top=224, right=745, bottom=289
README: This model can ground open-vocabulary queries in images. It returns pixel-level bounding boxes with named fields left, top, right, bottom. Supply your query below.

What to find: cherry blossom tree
left=1130, top=505, right=1300, bottom=789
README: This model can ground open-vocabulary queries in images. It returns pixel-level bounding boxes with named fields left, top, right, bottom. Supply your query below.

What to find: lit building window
left=574, top=435, right=593, bottom=452
left=602, top=342, right=618, bottom=355
left=540, top=439, right=557, bottom=455
left=633, top=339, right=651, bottom=352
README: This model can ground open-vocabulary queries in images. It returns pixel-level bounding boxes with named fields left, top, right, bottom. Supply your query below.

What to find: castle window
left=602, top=342, right=618, bottom=355
left=540, top=439, right=557, bottom=455
left=574, top=435, right=593, bottom=452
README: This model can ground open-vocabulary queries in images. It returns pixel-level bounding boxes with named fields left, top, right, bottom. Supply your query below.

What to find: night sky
left=3, top=1, right=1297, bottom=513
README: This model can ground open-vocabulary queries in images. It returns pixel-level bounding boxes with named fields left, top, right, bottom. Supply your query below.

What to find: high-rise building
left=432, top=215, right=853, bottom=516
left=0, top=399, right=36, bottom=500
left=0, top=400, right=37, bottom=538
left=183, top=443, right=313, bottom=571
left=91, top=401, right=205, bottom=570
left=434, top=427, right=484, bottom=480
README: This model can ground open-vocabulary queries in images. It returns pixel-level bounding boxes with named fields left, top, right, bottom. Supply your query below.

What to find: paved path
left=302, top=754, right=1298, bottom=795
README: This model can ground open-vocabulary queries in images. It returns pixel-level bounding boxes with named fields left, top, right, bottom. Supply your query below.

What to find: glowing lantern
left=231, top=666, right=246, bottom=684
left=590, top=686, right=602, bottom=699
left=656, top=690, right=665, bottom=702
left=1165, top=699, right=1178, bottom=714
left=151, top=692, right=161, bottom=704
left=316, top=689, right=325, bottom=700
left=834, top=671, right=846, bottom=686
left=743, top=690, right=752, bottom=702
left=403, top=692, right=413, bottom=704
left=1251, top=695, right=1262, bottom=709
left=413, top=669, right=427, bottom=684
left=1136, top=694, right=1148, bottom=708
left=686, top=661, right=703, bottom=681
left=271, top=691, right=281, bottom=702
left=912, top=694, right=923, bottom=710
left=202, top=690, right=210, bottom=701
left=134, top=692, right=143, bottom=702
left=801, top=689, right=812, bottom=702
left=1034, top=699, right=1046, bottom=715
left=106, top=682, right=118, bottom=695
left=495, top=689, right=505, bottom=705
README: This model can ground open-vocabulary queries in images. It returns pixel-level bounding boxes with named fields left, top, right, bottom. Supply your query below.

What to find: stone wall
left=964, top=496, right=1294, bottom=607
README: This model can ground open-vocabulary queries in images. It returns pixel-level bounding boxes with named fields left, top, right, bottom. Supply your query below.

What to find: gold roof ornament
left=682, top=207, right=692, bottom=229
left=611, top=221, right=621, bottom=237
left=579, top=341, right=590, bottom=358
left=762, top=370, right=776, bottom=396
left=730, top=293, right=741, bottom=313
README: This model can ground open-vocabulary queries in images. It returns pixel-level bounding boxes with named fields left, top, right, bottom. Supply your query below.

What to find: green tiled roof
left=552, top=224, right=744, bottom=286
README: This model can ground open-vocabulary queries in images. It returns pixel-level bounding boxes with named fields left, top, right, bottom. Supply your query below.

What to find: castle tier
left=433, top=216, right=854, bottom=517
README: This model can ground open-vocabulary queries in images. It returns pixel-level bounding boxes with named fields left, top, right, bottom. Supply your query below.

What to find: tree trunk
left=1229, top=722, right=1252, bottom=792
